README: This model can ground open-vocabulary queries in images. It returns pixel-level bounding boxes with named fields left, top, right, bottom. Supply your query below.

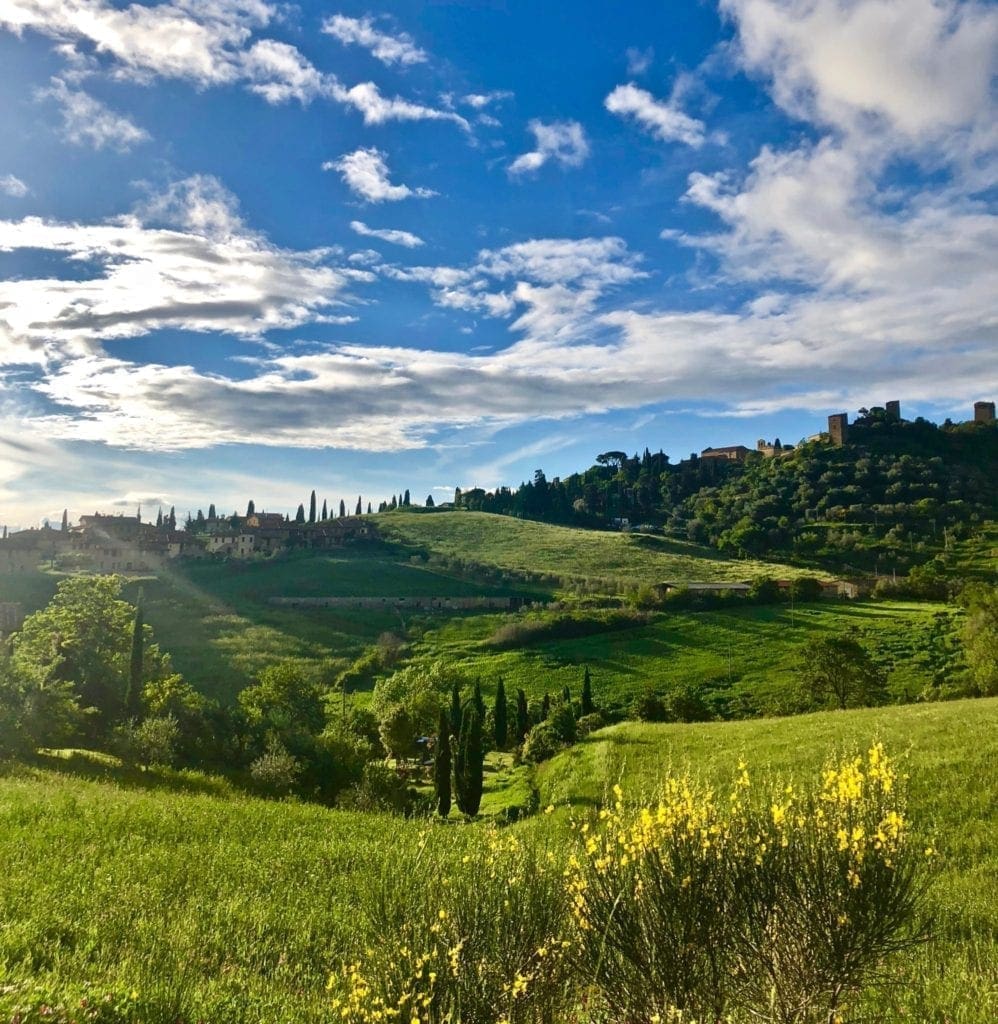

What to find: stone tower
left=885, top=400, right=901, bottom=421
left=828, top=413, right=849, bottom=445
left=975, top=401, right=996, bottom=423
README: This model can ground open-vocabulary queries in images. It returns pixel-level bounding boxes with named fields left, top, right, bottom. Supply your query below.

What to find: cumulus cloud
left=326, top=148, right=437, bottom=203
left=509, top=119, right=590, bottom=176
left=0, top=1, right=466, bottom=125
left=322, top=14, right=427, bottom=66
left=0, top=175, right=369, bottom=363
left=720, top=0, right=998, bottom=149
left=605, top=82, right=706, bottom=147
left=39, top=77, right=149, bottom=149
left=350, top=220, right=424, bottom=248
left=0, top=175, right=29, bottom=197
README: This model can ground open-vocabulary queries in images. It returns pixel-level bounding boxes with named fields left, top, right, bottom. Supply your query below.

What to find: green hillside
left=0, top=699, right=993, bottom=1023
left=405, top=599, right=963, bottom=713
left=378, top=510, right=827, bottom=586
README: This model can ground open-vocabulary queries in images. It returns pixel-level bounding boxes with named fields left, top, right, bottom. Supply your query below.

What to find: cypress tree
left=168, top=506, right=176, bottom=531
left=389, top=495, right=397, bottom=510
left=339, top=499, right=346, bottom=518
left=434, top=709, right=452, bottom=818
left=581, top=665, right=595, bottom=716
left=450, top=680, right=462, bottom=737
left=516, top=688, right=529, bottom=743
left=156, top=509, right=163, bottom=529
left=541, top=692, right=551, bottom=720
left=367, top=502, right=372, bottom=514
left=246, top=500, right=255, bottom=516
left=321, top=499, right=328, bottom=521
left=473, top=678, right=485, bottom=721
left=494, top=677, right=508, bottom=750
left=126, top=606, right=144, bottom=720
left=309, top=490, right=317, bottom=524
left=295, top=503, right=306, bottom=524
left=61, top=509, right=68, bottom=532
left=562, top=684, right=571, bottom=707
left=426, top=494, right=435, bottom=507
left=403, top=489, right=411, bottom=507
left=453, top=704, right=484, bottom=817
left=355, top=496, right=363, bottom=515
left=208, top=503, right=216, bottom=520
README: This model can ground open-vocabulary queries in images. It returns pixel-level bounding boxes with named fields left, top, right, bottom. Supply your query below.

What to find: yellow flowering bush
left=567, top=745, right=934, bottom=1024
left=328, top=826, right=570, bottom=1024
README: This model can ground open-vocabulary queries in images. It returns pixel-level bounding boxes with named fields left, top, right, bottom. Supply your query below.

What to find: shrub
left=631, top=687, right=668, bottom=722
left=547, top=700, right=577, bottom=743
left=249, top=738, right=301, bottom=796
left=522, top=722, right=561, bottom=764
left=329, top=827, right=571, bottom=1024
left=665, top=682, right=713, bottom=723
left=340, top=762, right=413, bottom=814
left=114, top=714, right=180, bottom=768
left=576, top=711, right=606, bottom=737
left=567, top=745, right=933, bottom=1023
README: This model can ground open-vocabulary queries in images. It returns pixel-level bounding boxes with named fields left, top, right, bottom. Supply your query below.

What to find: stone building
left=975, top=400, right=995, bottom=424
left=828, top=413, right=849, bottom=445
left=700, top=445, right=752, bottom=462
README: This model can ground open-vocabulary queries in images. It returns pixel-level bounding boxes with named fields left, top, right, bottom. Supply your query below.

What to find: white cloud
left=509, top=120, right=590, bottom=176
left=321, top=14, right=427, bottom=66
left=462, top=90, right=512, bottom=109
left=350, top=220, right=424, bottom=248
left=328, top=80, right=469, bottom=129
left=0, top=175, right=369, bottom=362
left=1, top=2, right=466, bottom=126
left=326, top=148, right=436, bottom=203
left=0, top=175, right=29, bottom=198
left=720, top=0, right=998, bottom=147
left=39, top=77, right=149, bottom=149
left=605, top=82, right=705, bottom=147
left=625, top=46, right=653, bottom=76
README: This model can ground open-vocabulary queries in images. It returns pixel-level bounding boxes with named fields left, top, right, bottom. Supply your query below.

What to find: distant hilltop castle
left=825, top=399, right=994, bottom=445
left=695, top=399, right=993, bottom=461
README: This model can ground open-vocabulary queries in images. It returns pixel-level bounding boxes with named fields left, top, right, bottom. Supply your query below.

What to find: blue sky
left=0, top=0, right=995, bottom=527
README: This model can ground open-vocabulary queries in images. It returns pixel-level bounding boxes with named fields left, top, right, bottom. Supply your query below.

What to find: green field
left=0, top=698, right=994, bottom=1023
left=378, top=511, right=828, bottom=586
left=406, top=599, right=964, bottom=711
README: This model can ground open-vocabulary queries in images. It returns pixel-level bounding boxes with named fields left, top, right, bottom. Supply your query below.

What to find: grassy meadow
left=406, top=599, right=964, bottom=711
left=0, top=698, right=995, bottom=1023
left=378, top=510, right=827, bottom=586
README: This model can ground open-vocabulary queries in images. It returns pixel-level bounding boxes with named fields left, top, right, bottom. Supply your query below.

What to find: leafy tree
left=548, top=699, right=577, bottom=743
left=522, top=721, right=560, bottom=763
left=798, top=635, right=886, bottom=710
left=581, top=665, right=595, bottom=716
left=961, top=584, right=998, bottom=696
left=250, top=738, right=301, bottom=795
left=238, top=661, right=324, bottom=744
left=371, top=662, right=448, bottom=740
left=425, top=494, right=435, bottom=507
left=126, top=605, right=144, bottom=721
left=0, top=653, right=84, bottom=757
left=115, top=714, right=180, bottom=768
left=493, top=676, right=508, bottom=750
left=434, top=708, right=452, bottom=818
left=12, top=576, right=167, bottom=738
left=515, top=687, right=529, bottom=743
left=453, top=703, right=484, bottom=817
left=378, top=705, right=417, bottom=764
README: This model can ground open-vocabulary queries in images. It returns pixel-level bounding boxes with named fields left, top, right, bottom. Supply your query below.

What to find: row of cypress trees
left=433, top=668, right=596, bottom=818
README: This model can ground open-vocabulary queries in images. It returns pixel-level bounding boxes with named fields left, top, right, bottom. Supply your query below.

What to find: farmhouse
left=699, top=445, right=752, bottom=462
